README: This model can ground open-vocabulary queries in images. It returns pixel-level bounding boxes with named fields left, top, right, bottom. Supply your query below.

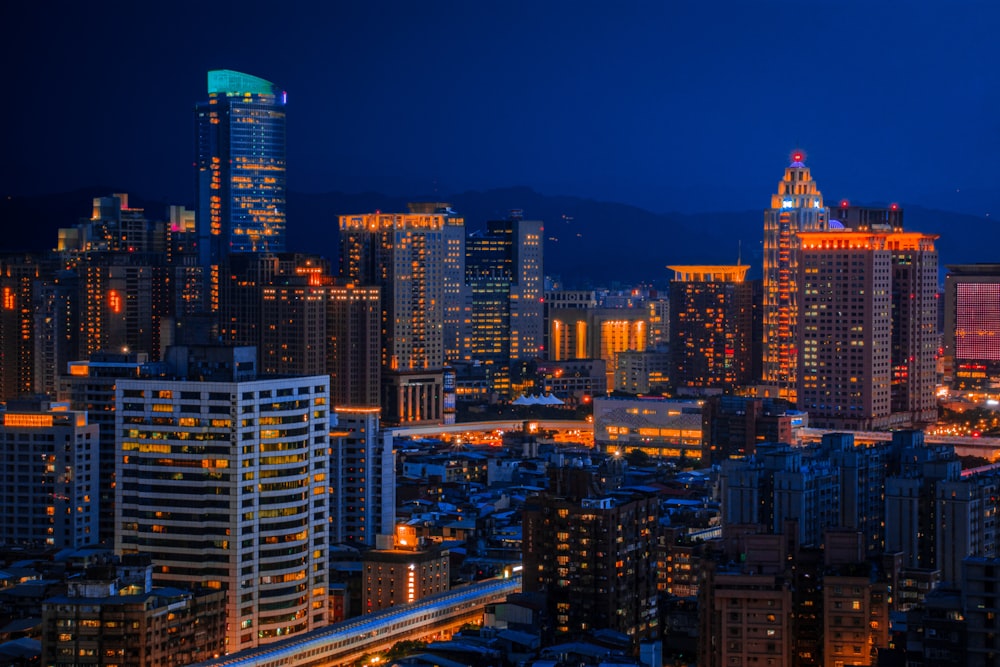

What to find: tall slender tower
left=465, top=212, right=544, bottom=396
left=339, top=212, right=445, bottom=425
left=761, top=151, right=828, bottom=402
left=196, top=70, right=286, bottom=310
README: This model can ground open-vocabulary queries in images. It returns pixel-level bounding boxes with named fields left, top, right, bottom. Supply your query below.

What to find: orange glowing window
left=2, top=287, right=13, bottom=310
left=108, top=290, right=122, bottom=314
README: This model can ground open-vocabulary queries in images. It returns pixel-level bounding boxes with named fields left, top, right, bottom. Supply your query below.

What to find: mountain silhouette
left=2, top=188, right=993, bottom=286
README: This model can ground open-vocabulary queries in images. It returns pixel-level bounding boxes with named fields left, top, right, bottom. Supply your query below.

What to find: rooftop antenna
left=737, top=240, right=742, bottom=266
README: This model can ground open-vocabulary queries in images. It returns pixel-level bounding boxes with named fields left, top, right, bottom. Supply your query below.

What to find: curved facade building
left=114, top=347, right=329, bottom=652
left=196, top=70, right=287, bottom=307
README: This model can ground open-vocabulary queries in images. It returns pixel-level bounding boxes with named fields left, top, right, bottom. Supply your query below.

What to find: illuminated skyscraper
left=196, top=70, right=286, bottom=309
left=339, top=212, right=445, bottom=425
left=115, top=345, right=329, bottom=652
left=943, top=264, right=1000, bottom=389
left=668, top=265, right=752, bottom=393
left=327, top=283, right=381, bottom=409
left=0, top=253, right=42, bottom=401
left=406, top=203, right=470, bottom=365
left=761, top=152, right=828, bottom=402
left=465, top=212, right=544, bottom=396
left=797, top=229, right=937, bottom=429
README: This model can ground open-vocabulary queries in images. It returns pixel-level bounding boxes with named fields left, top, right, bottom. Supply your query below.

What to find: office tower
left=260, top=279, right=326, bottom=377
left=327, top=283, right=381, bottom=408
left=219, top=252, right=330, bottom=374
left=115, top=345, right=329, bottom=652
left=196, top=70, right=287, bottom=309
left=330, top=408, right=395, bottom=547
left=340, top=212, right=446, bottom=425
left=406, top=203, right=471, bottom=365
left=943, top=264, right=1000, bottom=388
left=761, top=152, right=829, bottom=402
left=466, top=212, right=544, bottom=396
left=41, top=555, right=227, bottom=667
left=797, top=229, right=937, bottom=430
left=827, top=200, right=904, bottom=232
left=0, top=253, right=42, bottom=401
left=61, top=351, right=152, bottom=545
left=890, top=232, right=939, bottom=425
left=668, top=265, right=752, bottom=393
left=523, top=482, right=659, bottom=641
left=57, top=194, right=165, bottom=255
left=0, top=398, right=98, bottom=548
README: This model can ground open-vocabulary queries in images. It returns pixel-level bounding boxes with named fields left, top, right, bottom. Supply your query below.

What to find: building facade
left=465, top=213, right=544, bottom=396
left=523, top=487, right=660, bottom=642
left=196, top=70, right=287, bottom=308
left=114, top=345, right=329, bottom=652
left=668, top=265, right=752, bottom=394
left=339, top=212, right=446, bottom=425
left=761, top=152, right=829, bottom=402
left=796, top=230, right=937, bottom=430
left=330, top=408, right=395, bottom=547
left=0, top=399, right=98, bottom=549
left=41, top=556, right=226, bottom=667
left=943, top=264, right=1000, bottom=389
left=327, top=283, right=381, bottom=408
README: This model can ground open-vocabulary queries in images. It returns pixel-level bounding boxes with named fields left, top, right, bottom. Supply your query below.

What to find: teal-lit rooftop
left=207, top=70, right=280, bottom=96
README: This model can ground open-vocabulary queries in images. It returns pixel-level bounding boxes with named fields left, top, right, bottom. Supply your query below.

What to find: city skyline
left=4, top=2, right=1000, bottom=218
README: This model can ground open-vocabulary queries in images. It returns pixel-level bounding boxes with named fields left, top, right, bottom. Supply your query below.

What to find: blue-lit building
left=465, top=212, right=544, bottom=396
left=196, top=70, right=286, bottom=307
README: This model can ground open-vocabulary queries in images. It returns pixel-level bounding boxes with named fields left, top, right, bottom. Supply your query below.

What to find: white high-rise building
left=114, top=345, right=329, bottom=652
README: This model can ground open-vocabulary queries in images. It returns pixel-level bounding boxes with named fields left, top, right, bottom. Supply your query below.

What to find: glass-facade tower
left=196, top=70, right=286, bottom=309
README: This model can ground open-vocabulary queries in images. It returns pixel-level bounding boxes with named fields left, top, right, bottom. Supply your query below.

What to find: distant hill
left=2, top=188, right=996, bottom=285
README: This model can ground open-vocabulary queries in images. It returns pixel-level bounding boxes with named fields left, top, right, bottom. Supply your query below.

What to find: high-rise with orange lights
left=339, top=212, right=445, bottom=425
left=761, top=152, right=828, bottom=402
left=668, top=264, right=752, bottom=393
left=196, top=70, right=286, bottom=309
left=796, top=229, right=938, bottom=429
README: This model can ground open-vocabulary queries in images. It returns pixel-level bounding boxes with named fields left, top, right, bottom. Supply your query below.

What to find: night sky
left=4, top=1, right=1000, bottom=215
